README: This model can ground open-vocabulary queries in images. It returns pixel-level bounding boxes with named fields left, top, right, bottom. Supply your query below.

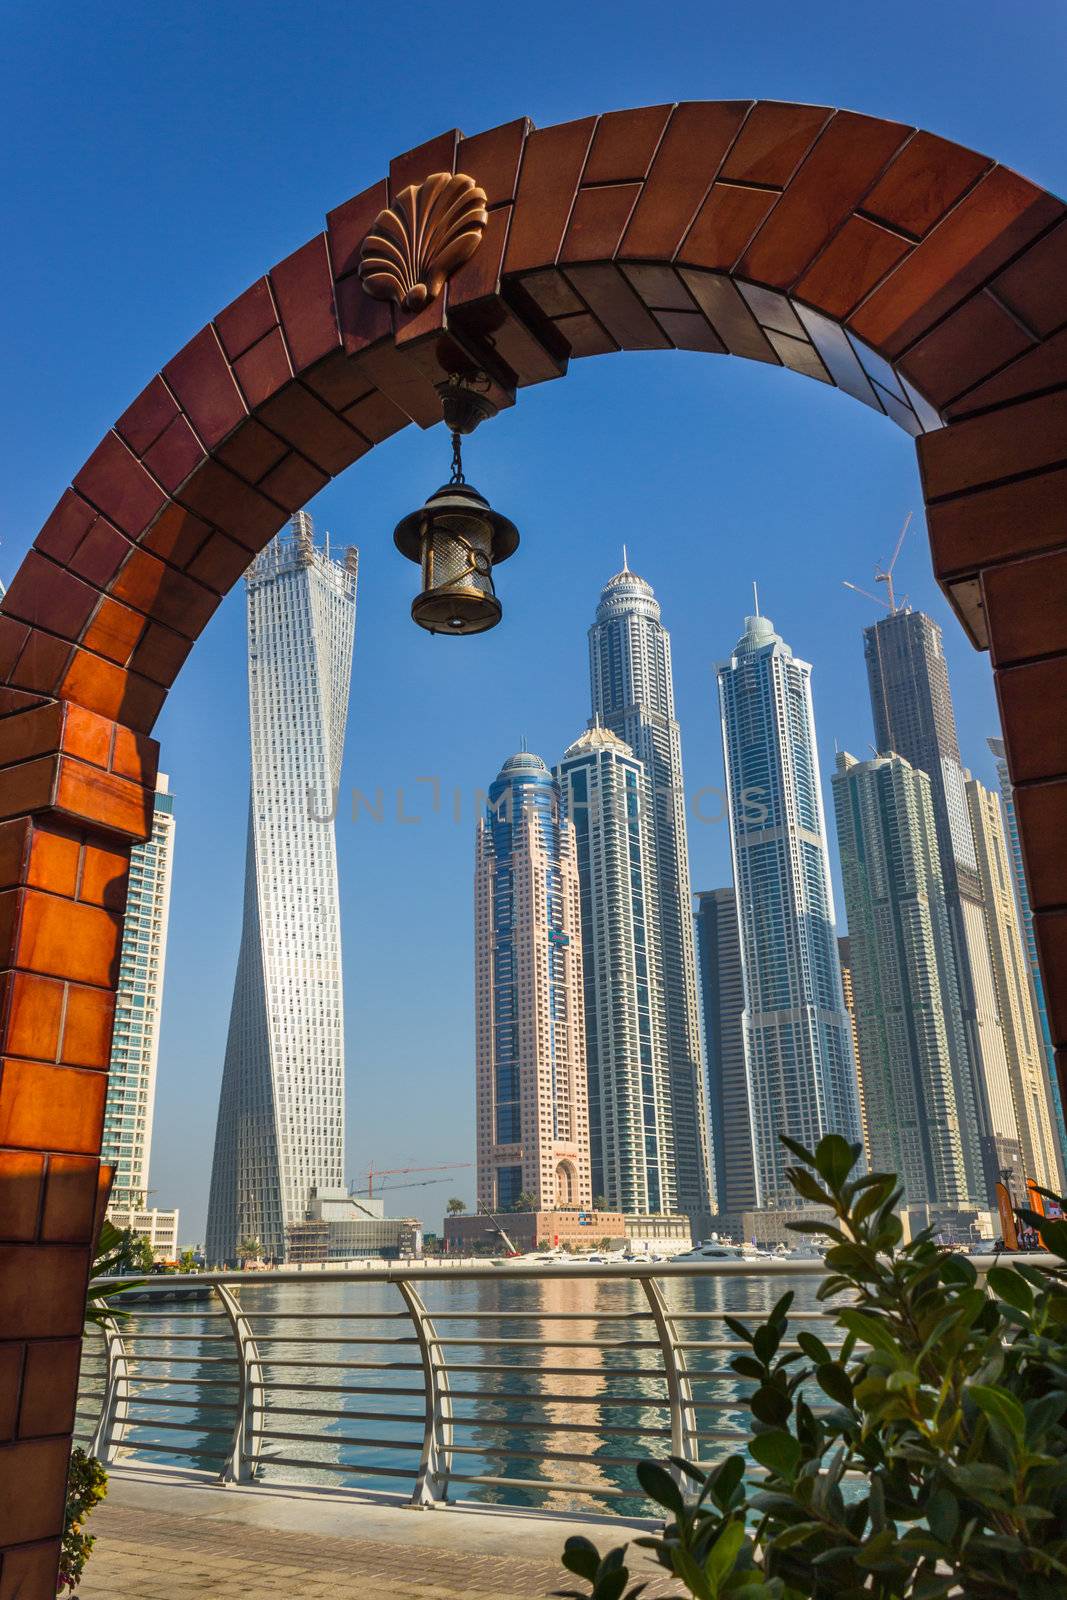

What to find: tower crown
left=595, top=566, right=661, bottom=623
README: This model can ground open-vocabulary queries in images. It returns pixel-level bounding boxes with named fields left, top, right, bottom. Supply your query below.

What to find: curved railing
left=77, top=1258, right=854, bottom=1512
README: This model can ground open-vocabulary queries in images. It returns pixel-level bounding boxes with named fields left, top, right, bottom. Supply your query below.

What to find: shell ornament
left=359, top=172, right=489, bottom=313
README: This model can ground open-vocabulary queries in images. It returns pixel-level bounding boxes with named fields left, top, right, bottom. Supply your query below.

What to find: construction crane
left=843, top=512, right=912, bottom=614
left=352, top=1161, right=473, bottom=1201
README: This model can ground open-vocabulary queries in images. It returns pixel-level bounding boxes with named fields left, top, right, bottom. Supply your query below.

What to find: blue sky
left=4, top=2, right=1066, bottom=1240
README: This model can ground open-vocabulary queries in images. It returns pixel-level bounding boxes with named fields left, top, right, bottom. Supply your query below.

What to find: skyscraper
left=837, top=938, right=871, bottom=1165
left=988, top=736, right=1067, bottom=1171
left=556, top=724, right=671, bottom=1216
left=832, top=751, right=978, bottom=1207
left=966, top=776, right=1062, bottom=1191
left=718, top=613, right=860, bottom=1208
left=864, top=609, right=1020, bottom=1198
left=207, top=513, right=358, bottom=1265
left=589, top=560, right=713, bottom=1224
left=694, top=888, right=756, bottom=1213
left=475, top=751, right=591, bottom=1214
left=102, top=774, right=176, bottom=1209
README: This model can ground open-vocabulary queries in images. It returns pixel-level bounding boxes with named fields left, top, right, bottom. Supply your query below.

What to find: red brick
left=583, top=105, right=672, bottom=184
left=0, top=704, right=63, bottom=771
left=991, top=217, right=1067, bottom=338
left=1, top=554, right=99, bottom=642
left=270, top=234, right=341, bottom=372
left=389, top=129, right=457, bottom=198
left=947, top=324, right=1067, bottom=417
left=0, top=1434, right=71, bottom=1544
left=504, top=117, right=597, bottom=274
left=862, top=131, right=990, bottom=237
left=301, top=349, right=375, bottom=413
left=111, top=549, right=219, bottom=639
left=0, top=1060, right=108, bottom=1152
left=142, top=412, right=206, bottom=492
left=59, top=982, right=116, bottom=1069
left=0, top=1343, right=20, bottom=1441
left=983, top=548, right=1067, bottom=667
left=1036, top=910, right=1067, bottom=1045
left=0, top=1151, right=44, bottom=1241
left=849, top=168, right=1064, bottom=357
left=996, top=656, right=1067, bottom=784
left=258, top=452, right=329, bottom=512
left=563, top=264, right=669, bottom=350
left=0, top=888, right=121, bottom=986
left=794, top=215, right=912, bottom=321
left=553, top=311, right=617, bottom=357
left=66, top=517, right=131, bottom=590
left=447, top=204, right=510, bottom=305
left=139, top=502, right=213, bottom=570
left=720, top=101, right=831, bottom=186
left=53, top=754, right=153, bottom=841
left=108, top=724, right=156, bottom=786
left=234, top=328, right=293, bottom=409
left=81, top=599, right=145, bottom=666
left=679, top=183, right=778, bottom=272
left=215, top=277, right=278, bottom=360
left=73, top=430, right=168, bottom=539
left=457, top=118, right=530, bottom=208
left=185, top=531, right=256, bottom=594
left=342, top=390, right=408, bottom=444
left=0, top=971, right=63, bottom=1063
left=739, top=111, right=911, bottom=289
left=17, top=1339, right=81, bottom=1436
left=31, top=491, right=97, bottom=566
left=39, top=1156, right=98, bottom=1246
left=25, top=828, right=79, bottom=900
left=115, top=375, right=181, bottom=457
left=326, top=178, right=389, bottom=281
left=163, top=325, right=247, bottom=448
left=8, top=632, right=71, bottom=698
left=559, top=184, right=641, bottom=263
left=0, top=1535, right=61, bottom=1597
left=215, top=416, right=290, bottom=484
left=927, top=462, right=1067, bottom=576
left=58, top=652, right=161, bottom=734
left=1014, top=780, right=1067, bottom=912
left=256, top=385, right=367, bottom=474
left=919, top=389, right=1067, bottom=501
left=0, top=758, right=55, bottom=821
left=335, top=272, right=393, bottom=358
left=128, top=619, right=194, bottom=687
left=77, top=837, right=133, bottom=910
left=899, top=291, right=1034, bottom=409
left=621, top=101, right=751, bottom=259
left=174, top=459, right=289, bottom=551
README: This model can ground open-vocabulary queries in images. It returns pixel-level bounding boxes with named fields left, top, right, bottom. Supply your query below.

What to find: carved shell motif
left=359, top=172, right=488, bottom=313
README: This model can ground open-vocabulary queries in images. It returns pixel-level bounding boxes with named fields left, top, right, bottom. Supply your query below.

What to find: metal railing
left=76, top=1259, right=847, bottom=1513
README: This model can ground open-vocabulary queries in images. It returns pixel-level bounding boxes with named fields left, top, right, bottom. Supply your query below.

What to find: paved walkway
left=77, top=1468, right=682, bottom=1599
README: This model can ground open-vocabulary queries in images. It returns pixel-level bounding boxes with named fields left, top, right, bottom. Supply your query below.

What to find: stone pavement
left=76, top=1467, right=683, bottom=1599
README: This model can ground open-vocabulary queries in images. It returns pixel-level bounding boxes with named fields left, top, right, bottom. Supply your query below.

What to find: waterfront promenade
left=79, top=1467, right=680, bottom=1598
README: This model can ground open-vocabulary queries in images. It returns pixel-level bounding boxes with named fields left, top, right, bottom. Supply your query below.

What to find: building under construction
left=286, top=1187, right=420, bottom=1263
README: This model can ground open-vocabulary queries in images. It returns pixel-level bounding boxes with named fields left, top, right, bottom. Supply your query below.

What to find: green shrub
left=58, top=1447, right=107, bottom=1594
left=556, top=1134, right=1067, bottom=1600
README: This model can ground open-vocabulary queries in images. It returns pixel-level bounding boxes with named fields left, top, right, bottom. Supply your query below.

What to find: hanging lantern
left=393, top=427, right=518, bottom=636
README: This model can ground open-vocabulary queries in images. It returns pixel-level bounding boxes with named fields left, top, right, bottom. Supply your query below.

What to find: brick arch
left=2, top=100, right=1067, bottom=1587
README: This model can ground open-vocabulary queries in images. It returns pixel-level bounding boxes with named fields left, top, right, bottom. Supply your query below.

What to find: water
left=76, top=1271, right=826, bottom=1518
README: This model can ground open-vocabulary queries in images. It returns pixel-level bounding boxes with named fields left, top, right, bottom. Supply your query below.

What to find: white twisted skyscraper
left=207, top=513, right=358, bottom=1264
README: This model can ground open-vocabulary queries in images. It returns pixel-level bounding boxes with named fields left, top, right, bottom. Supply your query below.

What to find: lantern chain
left=449, top=430, right=465, bottom=485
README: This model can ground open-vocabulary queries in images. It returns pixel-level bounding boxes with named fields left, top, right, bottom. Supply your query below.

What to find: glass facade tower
left=589, top=563, right=713, bottom=1225
left=718, top=614, right=861, bottom=1208
left=102, top=775, right=175, bottom=1208
left=695, top=888, right=756, bottom=1213
left=832, top=751, right=978, bottom=1207
left=557, top=724, right=671, bottom=1216
left=207, top=513, right=358, bottom=1264
left=475, top=752, right=591, bottom=1214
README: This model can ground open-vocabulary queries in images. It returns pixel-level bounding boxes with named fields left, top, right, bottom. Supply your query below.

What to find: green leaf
left=751, top=1384, right=792, bottom=1426
left=636, top=1461, right=685, bottom=1517
left=1024, top=1392, right=1067, bottom=1445
left=815, top=1134, right=861, bottom=1189
left=706, top=1520, right=745, bottom=1588
left=709, top=1455, right=745, bottom=1510
left=562, top=1538, right=603, bottom=1582
left=749, top=1430, right=802, bottom=1478
left=786, top=1168, right=833, bottom=1206
left=724, top=1316, right=755, bottom=1346
left=769, top=1521, right=822, bottom=1549
left=796, top=1330, right=832, bottom=1365
left=837, top=1308, right=901, bottom=1356
left=731, top=1356, right=765, bottom=1381
left=753, top=1324, right=781, bottom=1364
left=925, top=1486, right=958, bottom=1544
left=970, top=1384, right=1026, bottom=1445
left=986, top=1266, right=1034, bottom=1313
left=816, top=1363, right=853, bottom=1407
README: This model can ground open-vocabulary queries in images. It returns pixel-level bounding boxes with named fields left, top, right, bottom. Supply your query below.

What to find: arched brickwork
left=2, top=101, right=1067, bottom=1590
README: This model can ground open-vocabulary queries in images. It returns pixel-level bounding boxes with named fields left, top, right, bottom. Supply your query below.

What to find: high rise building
left=718, top=613, right=861, bottom=1208
left=864, top=609, right=1021, bottom=1198
left=589, top=559, right=713, bottom=1224
left=988, top=736, right=1067, bottom=1171
left=966, top=777, right=1062, bottom=1191
left=102, top=774, right=176, bottom=1214
left=556, top=724, right=671, bottom=1215
left=837, top=937, right=871, bottom=1165
left=694, top=888, right=756, bottom=1213
left=475, top=751, right=591, bottom=1214
left=207, top=513, right=358, bottom=1265
left=832, top=752, right=978, bottom=1207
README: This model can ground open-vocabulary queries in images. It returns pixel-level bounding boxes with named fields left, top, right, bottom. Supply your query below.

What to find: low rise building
left=443, top=1209, right=691, bottom=1254
left=286, top=1188, right=420, bottom=1262
left=107, top=1203, right=180, bottom=1263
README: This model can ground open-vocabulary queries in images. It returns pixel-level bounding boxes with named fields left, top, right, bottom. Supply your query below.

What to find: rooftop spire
left=622, top=543, right=629, bottom=572
left=752, top=579, right=761, bottom=618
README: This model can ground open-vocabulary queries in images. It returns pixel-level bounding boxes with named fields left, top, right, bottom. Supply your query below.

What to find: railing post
left=87, top=1314, right=131, bottom=1464
left=396, top=1277, right=453, bottom=1506
left=641, top=1275, right=699, bottom=1484
left=216, top=1283, right=265, bottom=1484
